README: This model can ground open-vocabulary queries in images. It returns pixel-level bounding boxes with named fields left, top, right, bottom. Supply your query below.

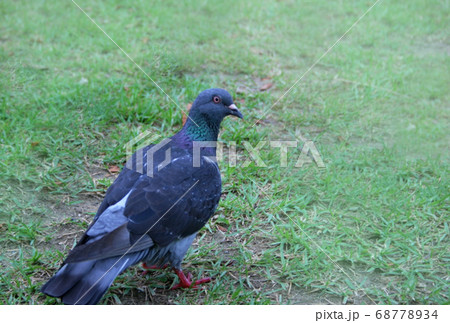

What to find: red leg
left=171, top=268, right=211, bottom=290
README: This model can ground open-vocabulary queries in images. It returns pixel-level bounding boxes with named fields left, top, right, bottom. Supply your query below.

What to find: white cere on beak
left=228, top=104, right=238, bottom=111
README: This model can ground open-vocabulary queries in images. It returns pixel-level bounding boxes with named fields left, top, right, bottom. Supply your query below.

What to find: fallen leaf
left=182, top=103, right=192, bottom=125
left=108, top=165, right=120, bottom=173
left=217, top=225, right=228, bottom=232
left=259, top=82, right=273, bottom=91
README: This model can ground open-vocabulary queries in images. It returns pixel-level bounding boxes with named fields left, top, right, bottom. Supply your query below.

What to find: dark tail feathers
left=41, top=251, right=146, bottom=305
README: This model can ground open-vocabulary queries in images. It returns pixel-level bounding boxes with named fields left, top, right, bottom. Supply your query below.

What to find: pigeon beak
left=228, top=104, right=243, bottom=119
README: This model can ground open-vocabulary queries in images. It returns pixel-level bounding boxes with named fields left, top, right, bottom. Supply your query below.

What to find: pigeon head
left=190, top=88, right=243, bottom=121
left=182, top=88, right=243, bottom=142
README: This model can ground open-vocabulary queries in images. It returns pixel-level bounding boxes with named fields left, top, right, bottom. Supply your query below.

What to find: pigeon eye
left=212, top=96, right=221, bottom=104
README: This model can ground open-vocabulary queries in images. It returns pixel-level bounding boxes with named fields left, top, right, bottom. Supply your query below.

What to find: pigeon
left=41, top=88, right=243, bottom=305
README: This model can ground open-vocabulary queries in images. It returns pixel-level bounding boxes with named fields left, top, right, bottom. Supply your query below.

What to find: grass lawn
left=0, top=0, right=448, bottom=304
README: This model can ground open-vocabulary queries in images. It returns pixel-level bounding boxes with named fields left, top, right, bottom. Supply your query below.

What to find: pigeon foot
left=171, top=268, right=211, bottom=290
